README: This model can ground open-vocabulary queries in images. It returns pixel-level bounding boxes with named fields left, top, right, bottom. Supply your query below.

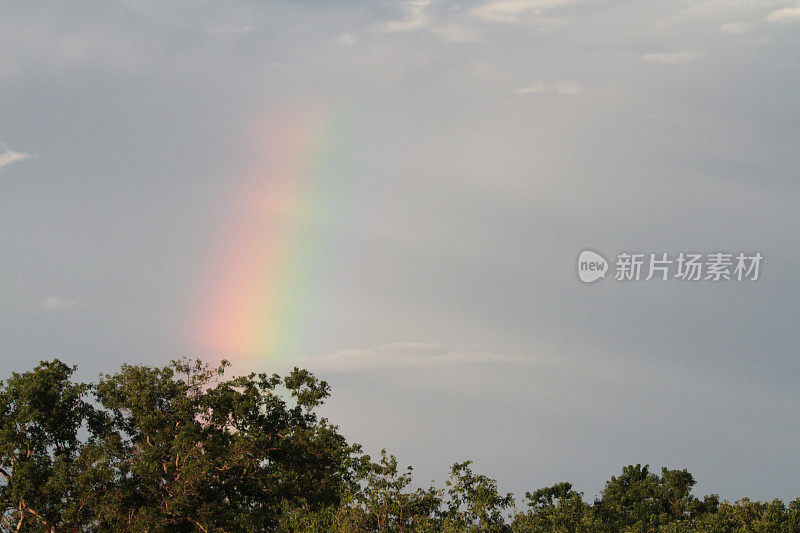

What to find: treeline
left=0, top=359, right=798, bottom=532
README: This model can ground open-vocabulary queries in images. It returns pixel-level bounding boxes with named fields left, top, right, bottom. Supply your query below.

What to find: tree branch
left=189, top=518, right=208, bottom=533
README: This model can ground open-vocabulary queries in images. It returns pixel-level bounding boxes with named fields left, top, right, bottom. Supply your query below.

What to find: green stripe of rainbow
left=195, top=102, right=349, bottom=363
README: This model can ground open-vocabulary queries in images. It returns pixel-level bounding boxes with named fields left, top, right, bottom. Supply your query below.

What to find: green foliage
left=0, top=360, right=93, bottom=531
left=442, top=461, right=514, bottom=532
left=2, top=358, right=800, bottom=532
left=1, top=359, right=353, bottom=532
left=350, top=449, right=441, bottom=532
left=512, top=482, right=596, bottom=532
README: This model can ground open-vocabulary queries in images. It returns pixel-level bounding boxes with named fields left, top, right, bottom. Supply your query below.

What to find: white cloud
left=720, top=22, right=754, bottom=34
left=514, top=81, right=584, bottom=95
left=305, top=342, right=530, bottom=372
left=640, top=51, right=701, bottom=64
left=374, top=0, right=433, bottom=33
left=209, top=24, right=254, bottom=35
left=335, top=32, right=358, bottom=47
left=430, top=23, right=482, bottom=43
left=380, top=341, right=446, bottom=350
left=42, top=295, right=77, bottom=310
left=471, top=0, right=580, bottom=22
left=0, top=144, right=32, bottom=171
left=373, top=2, right=482, bottom=43
left=766, top=6, right=800, bottom=22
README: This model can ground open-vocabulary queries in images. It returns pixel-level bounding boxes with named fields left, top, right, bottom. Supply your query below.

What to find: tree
left=512, top=482, right=596, bottom=532
left=86, top=359, right=355, bottom=531
left=4, top=359, right=800, bottom=532
left=352, top=450, right=441, bottom=532
left=0, top=360, right=94, bottom=531
left=0, top=358, right=356, bottom=532
left=442, top=461, right=514, bottom=532
left=594, top=464, right=718, bottom=532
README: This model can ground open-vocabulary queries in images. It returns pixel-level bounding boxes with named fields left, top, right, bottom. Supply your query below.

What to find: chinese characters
left=613, top=252, right=762, bottom=281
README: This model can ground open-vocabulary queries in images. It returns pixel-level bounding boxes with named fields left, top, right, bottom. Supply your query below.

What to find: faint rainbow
left=195, top=102, right=350, bottom=364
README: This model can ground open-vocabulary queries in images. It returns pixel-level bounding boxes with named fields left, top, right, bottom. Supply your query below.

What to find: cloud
left=0, top=144, right=32, bottom=171
left=374, top=0, right=433, bottom=33
left=719, top=22, right=754, bottom=34
left=373, top=2, right=482, bottom=43
left=430, top=23, right=482, bottom=43
left=514, top=81, right=584, bottom=95
left=471, top=0, right=579, bottom=22
left=42, top=295, right=77, bottom=310
left=335, top=32, right=358, bottom=46
left=305, top=342, right=530, bottom=372
left=209, top=24, right=254, bottom=35
left=640, top=51, right=701, bottom=64
left=766, top=6, right=800, bottom=23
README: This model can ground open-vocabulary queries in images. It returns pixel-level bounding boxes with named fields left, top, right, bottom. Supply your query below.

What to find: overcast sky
left=2, top=0, right=800, bottom=502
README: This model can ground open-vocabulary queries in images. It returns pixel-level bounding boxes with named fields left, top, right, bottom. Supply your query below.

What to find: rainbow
left=195, top=102, right=351, bottom=365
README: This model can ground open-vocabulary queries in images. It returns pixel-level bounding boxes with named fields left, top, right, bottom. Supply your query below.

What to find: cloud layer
left=306, top=342, right=530, bottom=372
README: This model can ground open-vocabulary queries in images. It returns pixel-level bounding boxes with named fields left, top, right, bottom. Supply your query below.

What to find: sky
left=1, top=0, right=800, bottom=503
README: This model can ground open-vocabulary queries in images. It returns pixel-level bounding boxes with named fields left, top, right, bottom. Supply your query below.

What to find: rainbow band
left=196, top=103, right=349, bottom=363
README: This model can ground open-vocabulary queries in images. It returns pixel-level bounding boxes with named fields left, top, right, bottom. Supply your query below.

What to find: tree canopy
left=1, top=359, right=798, bottom=532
